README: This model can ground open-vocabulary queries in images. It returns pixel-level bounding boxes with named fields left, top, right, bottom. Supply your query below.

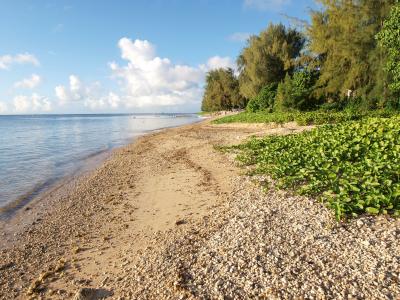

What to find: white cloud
left=0, top=102, right=8, bottom=114
left=119, top=38, right=156, bottom=63
left=55, top=75, right=118, bottom=110
left=107, top=92, right=121, bottom=108
left=69, top=75, right=82, bottom=93
left=244, top=0, right=291, bottom=11
left=31, top=93, right=51, bottom=112
left=228, top=32, right=252, bottom=42
left=109, top=38, right=205, bottom=108
left=0, top=53, right=40, bottom=70
left=13, top=96, right=30, bottom=112
left=83, top=93, right=121, bottom=110
left=53, top=38, right=234, bottom=111
left=55, top=75, right=87, bottom=104
left=110, top=38, right=236, bottom=109
left=14, top=74, right=42, bottom=89
left=55, top=85, right=69, bottom=103
left=13, top=94, right=51, bottom=113
left=204, top=56, right=236, bottom=71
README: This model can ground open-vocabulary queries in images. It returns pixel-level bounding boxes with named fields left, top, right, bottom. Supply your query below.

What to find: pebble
left=113, top=176, right=400, bottom=299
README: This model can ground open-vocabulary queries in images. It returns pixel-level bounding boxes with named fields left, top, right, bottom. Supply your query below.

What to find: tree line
left=201, top=0, right=400, bottom=112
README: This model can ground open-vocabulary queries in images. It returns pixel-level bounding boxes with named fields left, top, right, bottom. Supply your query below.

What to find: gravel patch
left=115, top=176, right=400, bottom=299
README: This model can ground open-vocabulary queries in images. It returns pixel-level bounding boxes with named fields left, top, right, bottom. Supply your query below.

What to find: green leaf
left=366, top=207, right=380, bottom=214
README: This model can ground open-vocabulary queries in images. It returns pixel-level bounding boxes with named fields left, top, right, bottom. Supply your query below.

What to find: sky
left=0, top=0, right=317, bottom=114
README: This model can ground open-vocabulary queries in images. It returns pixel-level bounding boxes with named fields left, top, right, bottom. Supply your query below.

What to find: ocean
left=0, top=113, right=199, bottom=214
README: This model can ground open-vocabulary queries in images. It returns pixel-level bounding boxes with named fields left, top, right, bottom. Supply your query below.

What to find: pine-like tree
left=238, top=23, right=305, bottom=99
left=201, top=68, right=245, bottom=112
left=308, top=0, right=395, bottom=104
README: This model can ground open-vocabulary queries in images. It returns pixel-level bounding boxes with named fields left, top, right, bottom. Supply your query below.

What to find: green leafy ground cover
left=227, top=117, right=400, bottom=219
left=213, top=110, right=398, bottom=126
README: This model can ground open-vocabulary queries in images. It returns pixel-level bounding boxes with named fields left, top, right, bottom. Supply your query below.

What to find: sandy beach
left=0, top=119, right=399, bottom=300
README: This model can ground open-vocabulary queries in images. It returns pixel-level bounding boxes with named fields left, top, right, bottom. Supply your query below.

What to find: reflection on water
left=0, top=114, right=199, bottom=209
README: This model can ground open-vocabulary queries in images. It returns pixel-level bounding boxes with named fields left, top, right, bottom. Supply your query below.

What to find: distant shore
left=0, top=119, right=399, bottom=299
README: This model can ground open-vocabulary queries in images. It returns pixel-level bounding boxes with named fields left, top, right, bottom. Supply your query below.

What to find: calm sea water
left=0, top=114, right=199, bottom=212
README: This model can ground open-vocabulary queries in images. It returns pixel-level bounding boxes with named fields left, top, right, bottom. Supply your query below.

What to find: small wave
left=0, top=178, right=59, bottom=220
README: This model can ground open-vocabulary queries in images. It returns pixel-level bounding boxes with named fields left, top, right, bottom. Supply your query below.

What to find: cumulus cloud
left=110, top=38, right=204, bottom=108
left=244, top=0, right=291, bottom=11
left=0, top=102, right=8, bottom=114
left=13, top=96, right=30, bottom=112
left=109, top=38, right=235, bottom=109
left=107, top=92, right=121, bottom=108
left=83, top=93, right=121, bottom=110
left=55, top=75, right=87, bottom=103
left=0, top=53, right=40, bottom=70
left=52, top=38, right=235, bottom=111
left=203, top=56, right=236, bottom=71
left=13, top=94, right=52, bottom=113
left=14, top=74, right=42, bottom=89
left=55, top=75, right=120, bottom=110
left=55, top=85, right=68, bottom=103
left=228, top=32, right=252, bottom=42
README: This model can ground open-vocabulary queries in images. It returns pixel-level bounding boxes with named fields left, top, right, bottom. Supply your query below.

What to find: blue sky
left=0, top=0, right=316, bottom=114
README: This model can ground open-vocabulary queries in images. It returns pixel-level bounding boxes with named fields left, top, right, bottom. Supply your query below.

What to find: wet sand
left=0, top=119, right=399, bottom=299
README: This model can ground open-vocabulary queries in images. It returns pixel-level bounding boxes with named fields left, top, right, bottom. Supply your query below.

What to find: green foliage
left=343, top=97, right=378, bottom=112
left=377, top=3, right=400, bottom=93
left=238, top=23, right=305, bottom=99
left=308, top=0, right=395, bottom=102
left=229, top=117, right=400, bottom=219
left=214, top=111, right=297, bottom=125
left=201, top=2, right=400, bottom=113
left=213, top=110, right=398, bottom=126
left=384, top=97, right=400, bottom=111
left=201, top=68, right=246, bottom=112
left=319, top=95, right=400, bottom=112
left=275, top=71, right=320, bottom=111
left=246, top=84, right=277, bottom=113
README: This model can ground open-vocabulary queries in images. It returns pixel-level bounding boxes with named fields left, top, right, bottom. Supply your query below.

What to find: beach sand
left=0, top=119, right=399, bottom=299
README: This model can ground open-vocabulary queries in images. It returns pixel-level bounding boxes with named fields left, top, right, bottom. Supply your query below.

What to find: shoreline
left=0, top=120, right=399, bottom=299
left=0, top=147, right=115, bottom=249
left=0, top=117, right=202, bottom=223
left=0, top=148, right=112, bottom=221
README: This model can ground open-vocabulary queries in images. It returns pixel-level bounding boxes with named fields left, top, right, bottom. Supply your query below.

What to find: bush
left=275, top=71, right=320, bottom=111
left=229, top=117, right=400, bottom=219
left=246, top=84, right=277, bottom=113
left=319, top=96, right=400, bottom=112
left=384, top=97, right=400, bottom=111
left=213, top=110, right=399, bottom=126
left=343, top=96, right=378, bottom=112
left=213, top=109, right=399, bottom=126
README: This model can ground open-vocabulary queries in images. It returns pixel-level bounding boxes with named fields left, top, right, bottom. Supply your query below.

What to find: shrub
left=343, top=96, right=378, bottom=112
left=246, top=84, right=277, bottom=113
left=384, top=97, right=400, bottom=111
left=275, top=71, right=320, bottom=111
left=213, top=110, right=399, bottom=126
left=229, top=117, right=400, bottom=219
